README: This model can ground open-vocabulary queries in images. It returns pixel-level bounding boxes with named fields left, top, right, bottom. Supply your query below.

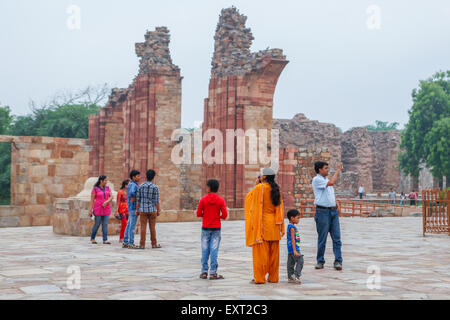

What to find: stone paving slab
left=0, top=217, right=449, bottom=300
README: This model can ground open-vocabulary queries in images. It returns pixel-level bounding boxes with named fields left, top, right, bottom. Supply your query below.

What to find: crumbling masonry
left=0, top=7, right=421, bottom=229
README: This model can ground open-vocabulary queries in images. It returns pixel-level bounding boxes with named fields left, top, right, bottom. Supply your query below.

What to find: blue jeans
left=314, top=208, right=342, bottom=264
left=123, top=211, right=137, bottom=245
left=90, top=215, right=110, bottom=241
left=201, top=229, right=221, bottom=275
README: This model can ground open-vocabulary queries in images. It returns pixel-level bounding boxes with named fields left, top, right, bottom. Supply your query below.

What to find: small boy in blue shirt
left=287, top=209, right=304, bottom=284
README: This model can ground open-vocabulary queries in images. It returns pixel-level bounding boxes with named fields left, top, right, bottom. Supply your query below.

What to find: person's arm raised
left=327, top=163, right=343, bottom=187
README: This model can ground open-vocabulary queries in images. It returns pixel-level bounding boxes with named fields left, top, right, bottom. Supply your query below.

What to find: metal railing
left=296, top=198, right=419, bottom=218
left=422, top=189, right=449, bottom=236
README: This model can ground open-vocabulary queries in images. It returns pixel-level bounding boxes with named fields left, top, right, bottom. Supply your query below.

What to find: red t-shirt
left=196, top=193, right=228, bottom=229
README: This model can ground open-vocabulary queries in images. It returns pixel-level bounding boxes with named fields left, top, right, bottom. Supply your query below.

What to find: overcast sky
left=1, top=0, right=449, bottom=131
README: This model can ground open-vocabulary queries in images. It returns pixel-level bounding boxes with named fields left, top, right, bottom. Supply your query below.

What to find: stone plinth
left=52, top=177, right=121, bottom=236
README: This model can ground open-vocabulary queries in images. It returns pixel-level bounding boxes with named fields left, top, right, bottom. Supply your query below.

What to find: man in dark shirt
left=136, top=169, right=161, bottom=249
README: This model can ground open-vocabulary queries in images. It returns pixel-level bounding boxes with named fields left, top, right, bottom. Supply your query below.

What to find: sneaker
left=315, top=262, right=324, bottom=269
left=334, top=261, right=343, bottom=271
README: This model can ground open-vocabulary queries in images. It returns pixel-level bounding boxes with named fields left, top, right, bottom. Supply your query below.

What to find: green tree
left=365, top=120, right=400, bottom=131
left=0, top=105, right=12, bottom=134
left=424, top=117, right=450, bottom=180
left=9, top=104, right=100, bottom=138
left=0, top=105, right=12, bottom=204
left=399, top=71, right=450, bottom=185
left=0, top=85, right=108, bottom=204
left=9, top=84, right=108, bottom=138
left=36, top=104, right=100, bottom=138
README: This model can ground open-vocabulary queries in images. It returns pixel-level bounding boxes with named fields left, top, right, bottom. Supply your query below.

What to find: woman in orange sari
left=245, top=167, right=285, bottom=284
left=115, top=179, right=130, bottom=243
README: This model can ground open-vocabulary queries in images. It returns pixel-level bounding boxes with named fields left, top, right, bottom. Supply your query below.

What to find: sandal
left=209, top=274, right=224, bottom=280
left=122, top=243, right=129, bottom=248
left=91, top=240, right=97, bottom=244
left=128, top=244, right=139, bottom=249
left=152, top=244, right=162, bottom=249
left=250, top=279, right=264, bottom=285
left=199, top=273, right=208, bottom=279
left=103, top=241, right=111, bottom=244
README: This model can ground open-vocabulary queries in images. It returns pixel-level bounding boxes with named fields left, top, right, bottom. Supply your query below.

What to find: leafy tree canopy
left=399, top=71, right=450, bottom=180
left=365, top=120, right=400, bottom=131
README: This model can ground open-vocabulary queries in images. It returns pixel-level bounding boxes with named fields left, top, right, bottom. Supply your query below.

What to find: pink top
left=91, top=186, right=111, bottom=216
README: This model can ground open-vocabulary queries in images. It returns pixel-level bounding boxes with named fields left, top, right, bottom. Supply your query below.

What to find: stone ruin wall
left=89, top=27, right=183, bottom=211
left=2, top=7, right=438, bottom=230
left=202, top=7, right=288, bottom=208
left=0, top=135, right=89, bottom=227
left=274, top=113, right=404, bottom=195
left=278, top=147, right=331, bottom=210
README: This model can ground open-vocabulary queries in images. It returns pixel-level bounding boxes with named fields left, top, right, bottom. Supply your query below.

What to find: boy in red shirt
left=196, top=179, right=228, bottom=280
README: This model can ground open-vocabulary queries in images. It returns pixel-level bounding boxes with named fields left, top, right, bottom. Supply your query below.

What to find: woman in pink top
left=88, top=175, right=113, bottom=244
left=408, top=190, right=418, bottom=206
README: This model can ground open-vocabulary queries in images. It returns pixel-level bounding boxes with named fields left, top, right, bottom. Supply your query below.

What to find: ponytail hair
left=95, top=175, right=107, bottom=188
left=265, top=175, right=281, bottom=206
left=120, top=179, right=130, bottom=190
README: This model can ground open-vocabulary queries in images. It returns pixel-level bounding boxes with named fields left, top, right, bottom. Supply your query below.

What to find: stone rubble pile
left=107, top=88, right=129, bottom=107
left=274, top=113, right=402, bottom=193
left=211, top=7, right=286, bottom=77
left=135, top=26, right=180, bottom=74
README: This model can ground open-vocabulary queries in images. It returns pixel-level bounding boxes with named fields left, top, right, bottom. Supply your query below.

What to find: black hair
left=206, top=179, right=220, bottom=193
left=314, top=161, right=329, bottom=174
left=287, top=209, right=300, bottom=220
left=146, top=169, right=156, bottom=182
left=265, top=174, right=281, bottom=207
left=129, top=170, right=140, bottom=180
left=120, top=179, right=130, bottom=190
left=95, top=175, right=107, bottom=188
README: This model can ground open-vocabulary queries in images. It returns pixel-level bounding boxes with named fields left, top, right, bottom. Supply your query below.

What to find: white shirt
left=312, top=174, right=336, bottom=207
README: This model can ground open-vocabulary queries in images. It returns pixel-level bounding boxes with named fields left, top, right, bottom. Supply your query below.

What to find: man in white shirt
left=358, top=185, right=365, bottom=199
left=312, top=161, right=343, bottom=271
left=388, top=190, right=396, bottom=204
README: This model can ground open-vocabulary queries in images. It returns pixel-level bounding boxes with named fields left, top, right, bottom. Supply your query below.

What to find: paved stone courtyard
left=0, top=217, right=449, bottom=300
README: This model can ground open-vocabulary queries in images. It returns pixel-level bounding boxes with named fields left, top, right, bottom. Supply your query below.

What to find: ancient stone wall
left=89, top=27, right=182, bottom=211
left=202, top=7, right=288, bottom=208
left=275, top=113, right=403, bottom=194
left=274, top=113, right=342, bottom=169
left=0, top=135, right=89, bottom=227
left=278, top=147, right=331, bottom=210
left=89, top=88, right=126, bottom=189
